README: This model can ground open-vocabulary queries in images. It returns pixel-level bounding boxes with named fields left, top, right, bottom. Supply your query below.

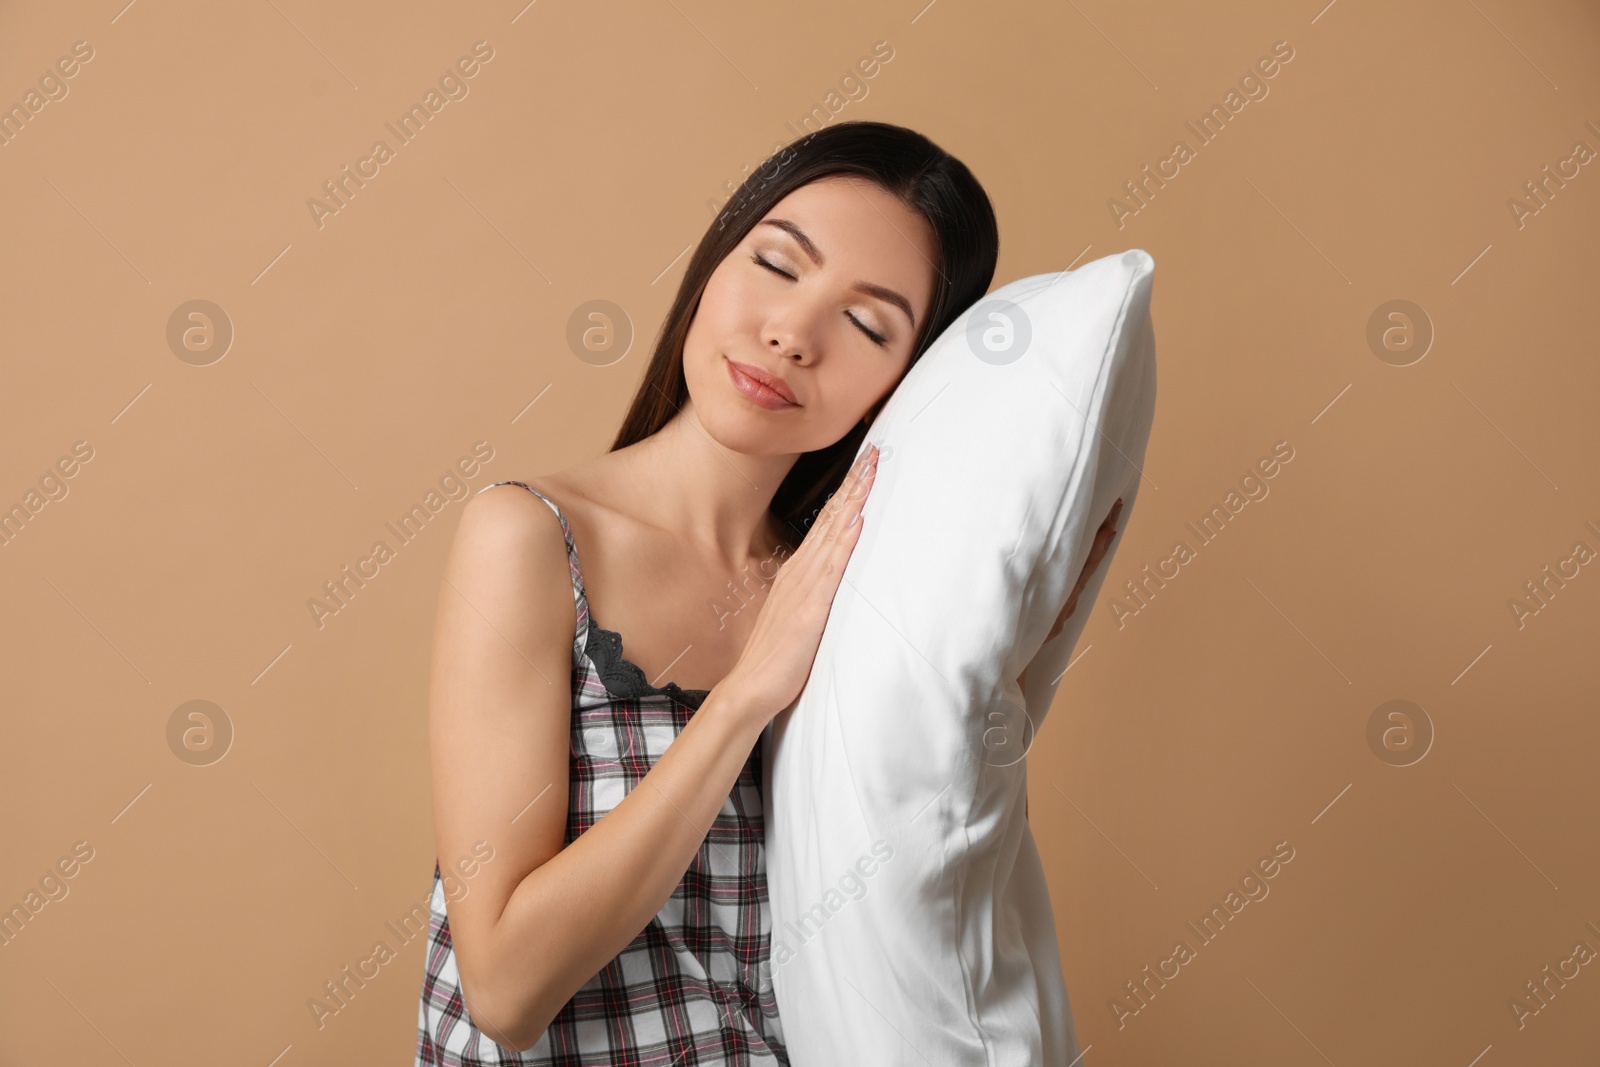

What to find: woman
left=416, top=120, right=1117, bottom=1064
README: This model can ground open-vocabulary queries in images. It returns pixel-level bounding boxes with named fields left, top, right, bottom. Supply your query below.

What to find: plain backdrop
left=1, top=0, right=1597, bottom=1064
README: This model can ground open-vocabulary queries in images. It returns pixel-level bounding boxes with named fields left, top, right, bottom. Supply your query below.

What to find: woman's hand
left=1052, top=497, right=1123, bottom=640
left=718, top=443, right=879, bottom=724
left=1017, top=498, right=1123, bottom=693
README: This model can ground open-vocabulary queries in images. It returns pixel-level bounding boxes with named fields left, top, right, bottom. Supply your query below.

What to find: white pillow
left=762, top=249, right=1158, bottom=1065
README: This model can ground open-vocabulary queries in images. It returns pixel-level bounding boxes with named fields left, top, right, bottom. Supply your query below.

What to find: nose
left=763, top=299, right=822, bottom=365
left=766, top=334, right=806, bottom=363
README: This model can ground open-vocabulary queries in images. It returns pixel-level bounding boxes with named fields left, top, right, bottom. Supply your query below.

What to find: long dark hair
left=609, top=120, right=999, bottom=550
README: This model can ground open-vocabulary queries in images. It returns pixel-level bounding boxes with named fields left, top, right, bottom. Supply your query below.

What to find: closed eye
left=751, top=252, right=793, bottom=281
left=751, top=252, right=890, bottom=348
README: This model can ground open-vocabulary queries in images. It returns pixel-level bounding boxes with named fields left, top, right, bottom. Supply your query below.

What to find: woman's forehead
left=756, top=179, right=937, bottom=299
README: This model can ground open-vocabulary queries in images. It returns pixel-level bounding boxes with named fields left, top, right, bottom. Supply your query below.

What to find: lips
left=726, top=358, right=800, bottom=408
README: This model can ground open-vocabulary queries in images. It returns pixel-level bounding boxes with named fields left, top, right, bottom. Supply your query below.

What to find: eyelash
left=751, top=252, right=890, bottom=347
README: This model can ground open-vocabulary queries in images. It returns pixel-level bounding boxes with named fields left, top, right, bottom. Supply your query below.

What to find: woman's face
left=682, top=175, right=940, bottom=457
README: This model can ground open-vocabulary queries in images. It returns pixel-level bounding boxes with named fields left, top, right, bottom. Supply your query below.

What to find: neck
left=622, top=401, right=801, bottom=567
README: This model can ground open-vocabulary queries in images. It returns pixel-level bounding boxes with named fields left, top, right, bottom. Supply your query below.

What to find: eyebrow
left=757, top=218, right=917, bottom=329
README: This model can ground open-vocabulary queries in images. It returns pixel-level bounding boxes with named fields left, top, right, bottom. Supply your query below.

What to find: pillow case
left=761, top=249, right=1159, bottom=1065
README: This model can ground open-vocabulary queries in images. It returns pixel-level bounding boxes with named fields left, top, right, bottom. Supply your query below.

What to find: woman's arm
left=428, top=486, right=768, bottom=1052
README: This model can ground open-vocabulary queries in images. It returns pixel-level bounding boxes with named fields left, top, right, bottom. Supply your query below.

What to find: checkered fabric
left=416, top=481, right=788, bottom=1066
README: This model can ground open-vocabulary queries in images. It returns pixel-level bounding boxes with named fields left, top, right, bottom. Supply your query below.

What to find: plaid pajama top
left=416, top=481, right=788, bottom=1066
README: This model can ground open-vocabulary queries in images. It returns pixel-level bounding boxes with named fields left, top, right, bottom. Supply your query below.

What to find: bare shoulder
left=460, top=452, right=656, bottom=599
left=462, top=480, right=561, bottom=547
left=468, top=477, right=558, bottom=524
left=443, top=478, right=580, bottom=633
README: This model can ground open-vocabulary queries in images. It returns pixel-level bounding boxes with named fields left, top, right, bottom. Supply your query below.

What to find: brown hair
left=609, top=120, right=1000, bottom=550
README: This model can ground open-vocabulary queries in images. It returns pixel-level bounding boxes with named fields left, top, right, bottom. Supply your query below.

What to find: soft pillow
left=761, top=249, right=1158, bottom=1065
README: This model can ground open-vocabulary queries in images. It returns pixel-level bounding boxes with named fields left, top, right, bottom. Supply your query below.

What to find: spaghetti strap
left=479, top=479, right=590, bottom=662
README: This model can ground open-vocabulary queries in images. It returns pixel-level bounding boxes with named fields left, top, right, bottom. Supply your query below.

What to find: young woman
left=415, top=120, right=1117, bottom=1065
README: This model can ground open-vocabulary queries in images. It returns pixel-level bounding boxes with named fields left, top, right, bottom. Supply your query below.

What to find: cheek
left=815, top=358, right=906, bottom=429
left=684, top=268, right=750, bottom=360
left=700, top=263, right=759, bottom=328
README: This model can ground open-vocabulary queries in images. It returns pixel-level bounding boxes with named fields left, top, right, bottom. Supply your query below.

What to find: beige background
left=3, top=0, right=1598, bottom=1063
